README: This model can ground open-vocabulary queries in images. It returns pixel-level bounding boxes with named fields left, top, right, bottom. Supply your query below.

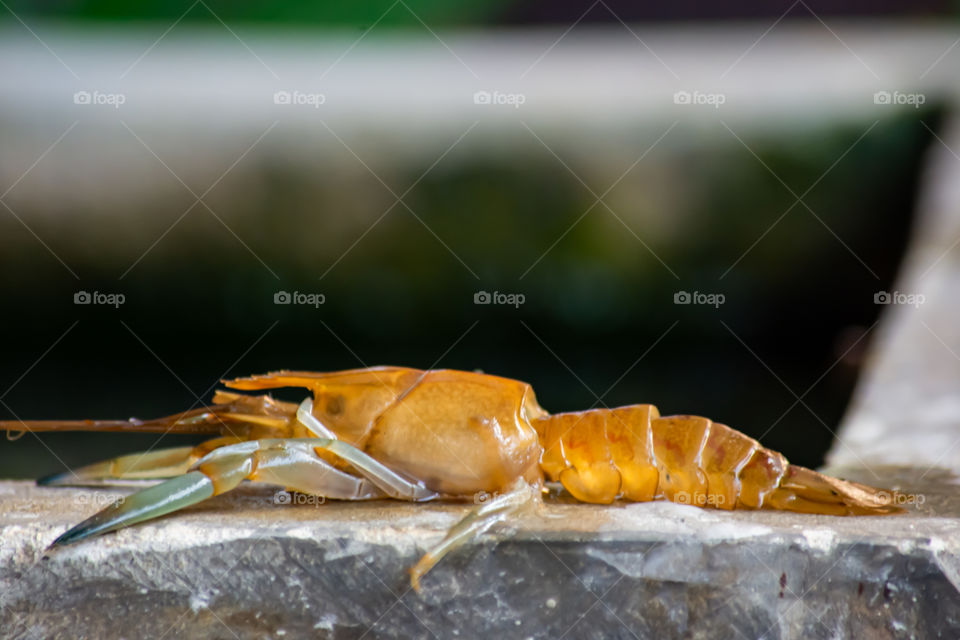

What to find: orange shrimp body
left=8, top=365, right=901, bottom=588
left=0, top=367, right=901, bottom=556
left=221, top=367, right=897, bottom=515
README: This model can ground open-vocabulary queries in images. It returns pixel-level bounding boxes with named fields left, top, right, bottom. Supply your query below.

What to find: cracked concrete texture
left=2, top=468, right=960, bottom=639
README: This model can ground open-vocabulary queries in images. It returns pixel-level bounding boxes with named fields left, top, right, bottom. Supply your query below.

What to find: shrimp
left=1, top=366, right=902, bottom=589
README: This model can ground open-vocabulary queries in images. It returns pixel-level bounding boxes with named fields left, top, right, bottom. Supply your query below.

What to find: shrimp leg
left=37, top=437, right=244, bottom=487
left=408, top=478, right=538, bottom=591
left=296, top=399, right=438, bottom=501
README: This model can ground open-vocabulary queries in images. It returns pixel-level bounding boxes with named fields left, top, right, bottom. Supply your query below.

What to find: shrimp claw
left=46, top=430, right=436, bottom=550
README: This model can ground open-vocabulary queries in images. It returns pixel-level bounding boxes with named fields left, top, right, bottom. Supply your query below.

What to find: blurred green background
left=0, top=0, right=948, bottom=478
left=0, top=112, right=937, bottom=476
left=1, top=0, right=949, bottom=24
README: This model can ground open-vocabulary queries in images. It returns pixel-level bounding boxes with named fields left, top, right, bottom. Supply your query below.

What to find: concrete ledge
left=2, top=470, right=958, bottom=639
left=830, top=115, right=960, bottom=471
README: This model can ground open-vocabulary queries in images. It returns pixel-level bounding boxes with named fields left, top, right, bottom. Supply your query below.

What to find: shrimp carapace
left=225, top=367, right=547, bottom=495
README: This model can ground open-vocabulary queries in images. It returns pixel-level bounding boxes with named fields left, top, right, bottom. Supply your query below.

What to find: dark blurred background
left=1, top=1, right=951, bottom=24
left=0, top=1, right=951, bottom=477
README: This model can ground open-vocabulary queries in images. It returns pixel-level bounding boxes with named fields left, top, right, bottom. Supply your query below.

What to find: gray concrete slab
left=1, top=473, right=957, bottom=639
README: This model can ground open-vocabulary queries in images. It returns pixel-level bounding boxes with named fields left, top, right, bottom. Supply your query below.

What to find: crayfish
left=2, top=367, right=902, bottom=589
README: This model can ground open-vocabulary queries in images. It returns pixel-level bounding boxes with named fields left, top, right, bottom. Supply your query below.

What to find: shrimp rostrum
left=3, top=367, right=902, bottom=588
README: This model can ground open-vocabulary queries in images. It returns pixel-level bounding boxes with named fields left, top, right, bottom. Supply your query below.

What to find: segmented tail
left=533, top=406, right=902, bottom=515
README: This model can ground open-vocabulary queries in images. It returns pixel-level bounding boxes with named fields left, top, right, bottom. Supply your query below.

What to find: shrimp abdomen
left=533, top=407, right=902, bottom=515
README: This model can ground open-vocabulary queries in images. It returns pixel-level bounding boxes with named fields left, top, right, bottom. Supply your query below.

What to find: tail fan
left=765, top=465, right=904, bottom=515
